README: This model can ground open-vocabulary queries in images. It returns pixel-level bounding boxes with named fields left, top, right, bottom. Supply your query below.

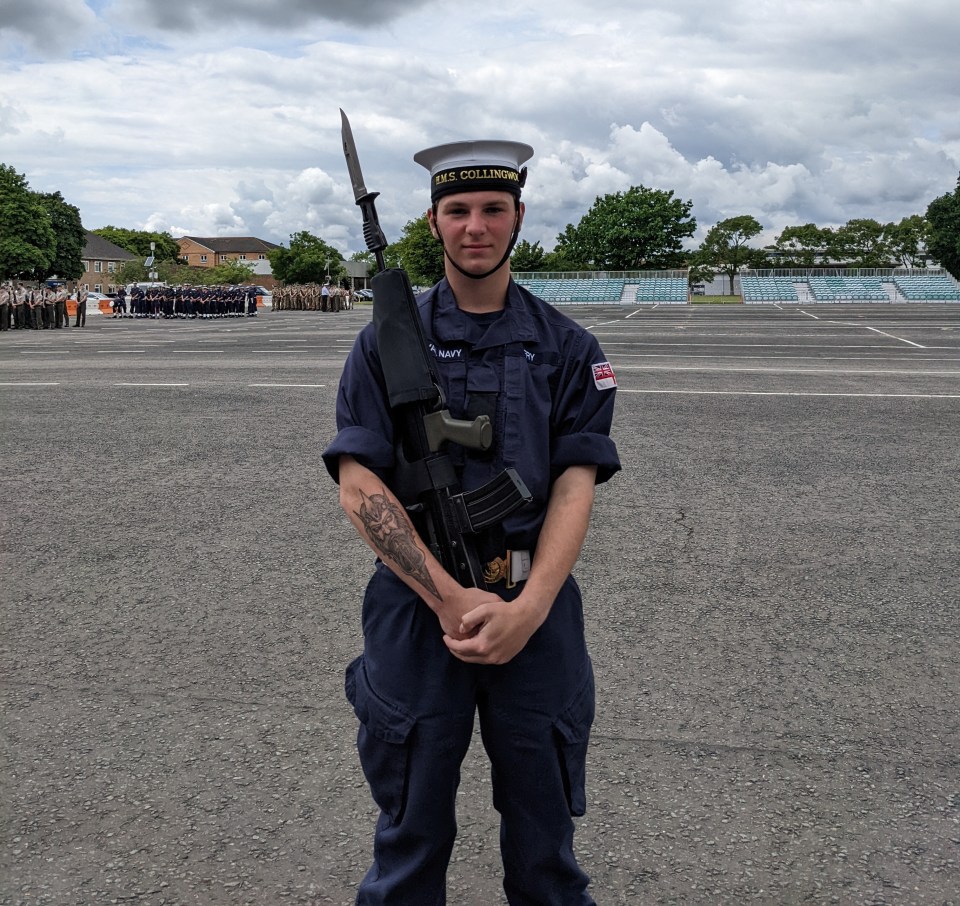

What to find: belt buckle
left=483, top=552, right=512, bottom=588
left=482, top=550, right=530, bottom=589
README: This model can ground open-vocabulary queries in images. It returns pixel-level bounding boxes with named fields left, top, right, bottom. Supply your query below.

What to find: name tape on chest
left=592, top=361, right=617, bottom=391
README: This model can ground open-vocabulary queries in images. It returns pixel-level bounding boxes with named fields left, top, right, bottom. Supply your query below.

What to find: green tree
left=686, top=260, right=715, bottom=287
left=36, top=191, right=85, bottom=282
left=202, top=259, right=257, bottom=285
left=351, top=249, right=375, bottom=267
left=539, top=235, right=586, bottom=273
left=388, top=214, right=445, bottom=287
left=0, top=164, right=55, bottom=280
left=550, top=224, right=591, bottom=271
left=770, top=223, right=835, bottom=268
left=886, top=214, right=930, bottom=268
left=833, top=218, right=894, bottom=267
left=510, top=239, right=546, bottom=272
left=113, top=259, right=150, bottom=287
left=93, top=226, right=180, bottom=262
left=695, top=215, right=765, bottom=295
left=926, top=174, right=960, bottom=279
left=268, top=231, right=345, bottom=284
left=555, top=186, right=696, bottom=270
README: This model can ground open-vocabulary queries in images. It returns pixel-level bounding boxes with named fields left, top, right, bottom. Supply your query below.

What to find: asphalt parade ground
left=2, top=303, right=959, bottom=905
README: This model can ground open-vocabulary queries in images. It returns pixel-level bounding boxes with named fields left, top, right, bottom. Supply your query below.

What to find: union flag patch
left=592, top=361, right=617, bottom=390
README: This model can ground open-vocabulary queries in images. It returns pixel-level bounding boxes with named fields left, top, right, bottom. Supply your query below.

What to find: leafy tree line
left=4, top=160, right=958, bottom=291
left=371, top=172, right=960, bottom=289
left=688, top=211, right=942, bottom=294
left=0, top=164, right=85, bottom=283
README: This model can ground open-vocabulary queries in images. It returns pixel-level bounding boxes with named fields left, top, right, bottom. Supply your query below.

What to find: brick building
left=177, top=236, right=281, bottom=288
left=78, top=231, right=138, bottom=293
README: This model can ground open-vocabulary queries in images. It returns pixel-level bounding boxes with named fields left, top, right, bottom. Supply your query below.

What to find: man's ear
left=427, top=208, right=440, bottom=240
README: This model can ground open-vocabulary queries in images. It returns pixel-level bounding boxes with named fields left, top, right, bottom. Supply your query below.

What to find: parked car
left=354, top=288, right=374, bottom=302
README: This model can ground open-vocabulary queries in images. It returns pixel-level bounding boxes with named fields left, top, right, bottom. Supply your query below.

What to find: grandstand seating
left=741, top=276, right=799, bottom=303
left=514, top=271, right=960, bottom=305
left=633, top=278, right=688, bottom=304
left=516, top=278, right=626, bottom=303
left=806, top=276, right=889, bottom=302
left=892, top=275, right=960, bottom=301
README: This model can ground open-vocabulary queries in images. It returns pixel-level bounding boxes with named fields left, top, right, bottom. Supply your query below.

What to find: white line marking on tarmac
left=861, top=326, right=926, bottom=348
left=800, top=310, right=820, bottom=319
left=807, top=316, right=930, bottom=348
left=115, top=382, right=189, bottom=387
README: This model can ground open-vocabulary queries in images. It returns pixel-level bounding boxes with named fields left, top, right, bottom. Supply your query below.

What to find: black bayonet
left=340, top=108, right=388, bottom=271
left=339, top=110, right=531, bottom=588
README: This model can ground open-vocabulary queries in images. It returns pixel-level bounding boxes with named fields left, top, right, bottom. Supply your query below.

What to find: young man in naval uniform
left=323, top=138, right=620, bottom=905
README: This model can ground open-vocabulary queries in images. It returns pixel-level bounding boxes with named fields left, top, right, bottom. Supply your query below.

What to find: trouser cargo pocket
left=553, top=667, right=595, bottom=817
left=345, top=656, right=417, bottom=823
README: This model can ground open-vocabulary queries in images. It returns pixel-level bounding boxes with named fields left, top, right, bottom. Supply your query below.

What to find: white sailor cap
left=414, top=139, right=534, bottom=202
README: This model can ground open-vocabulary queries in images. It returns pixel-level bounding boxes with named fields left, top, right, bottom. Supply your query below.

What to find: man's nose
left=465, top=211, right=486, bottom=233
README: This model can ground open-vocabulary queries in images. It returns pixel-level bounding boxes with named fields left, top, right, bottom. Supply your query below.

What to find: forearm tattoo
left=355, top=488, right=442, bottom=600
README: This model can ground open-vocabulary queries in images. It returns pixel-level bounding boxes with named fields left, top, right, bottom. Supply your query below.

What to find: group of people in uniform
left=114, top=285, right=261, bottom=320
left=1, top=279, right=362, bottom=333
left=0, top=283, right=84, bottom=331
left=270, top=282, right=353, bottom=312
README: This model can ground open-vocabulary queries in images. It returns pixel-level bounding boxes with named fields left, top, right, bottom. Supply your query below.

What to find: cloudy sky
left=2, top=0, right=958, bottom=256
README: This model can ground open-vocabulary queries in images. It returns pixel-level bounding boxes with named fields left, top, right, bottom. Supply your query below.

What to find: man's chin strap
left=435, top=209, right=523, bottom=281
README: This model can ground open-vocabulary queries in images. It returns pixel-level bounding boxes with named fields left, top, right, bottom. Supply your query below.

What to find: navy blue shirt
left=323, top=278, right=620, bottom=551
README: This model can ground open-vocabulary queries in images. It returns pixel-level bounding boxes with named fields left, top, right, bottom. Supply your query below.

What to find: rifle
left=340, top=109, right=531, bottom=589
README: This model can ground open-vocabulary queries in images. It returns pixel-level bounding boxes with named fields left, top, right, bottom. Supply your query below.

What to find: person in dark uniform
left=323, top=139, right=620, bottom=904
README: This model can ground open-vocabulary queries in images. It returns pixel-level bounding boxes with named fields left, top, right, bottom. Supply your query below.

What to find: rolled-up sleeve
left=549, top=331, right=621, bottom=485
left=321, top=325, right=396, bottom=485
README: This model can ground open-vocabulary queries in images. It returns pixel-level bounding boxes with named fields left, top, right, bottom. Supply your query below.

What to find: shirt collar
left=429, top=278, right=537, bottom=348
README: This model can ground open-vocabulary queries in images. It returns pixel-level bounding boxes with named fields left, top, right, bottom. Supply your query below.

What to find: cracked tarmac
left=2, top=305, right=959, bottom=904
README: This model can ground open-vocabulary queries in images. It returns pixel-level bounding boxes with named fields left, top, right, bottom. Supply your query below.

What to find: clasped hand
left=439, top=587, right=538, bottom=666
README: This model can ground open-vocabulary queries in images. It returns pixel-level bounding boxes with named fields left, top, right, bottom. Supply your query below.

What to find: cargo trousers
left=346, top=565, right=597, bottom=906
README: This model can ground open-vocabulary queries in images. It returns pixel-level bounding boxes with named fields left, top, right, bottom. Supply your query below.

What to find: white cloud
left=1, top=0, right=958, bottom=255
